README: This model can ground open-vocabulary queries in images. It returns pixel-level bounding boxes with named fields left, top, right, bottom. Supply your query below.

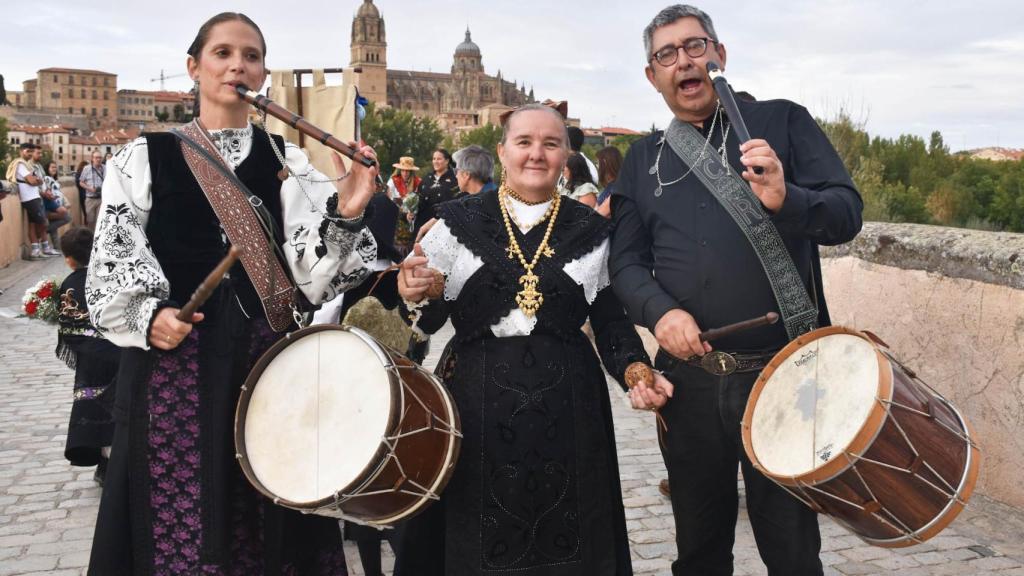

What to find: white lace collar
left=208, top=123, right=253, bottom=168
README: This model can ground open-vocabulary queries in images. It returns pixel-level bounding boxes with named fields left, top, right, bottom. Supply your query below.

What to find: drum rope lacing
left=751, top=342, right=977, bottom=545
left=313, top=372, right=462, bottom=527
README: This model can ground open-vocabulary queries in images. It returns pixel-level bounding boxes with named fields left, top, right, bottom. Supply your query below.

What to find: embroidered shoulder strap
left=172, top=120, right=298, bottom=332
left=664, top=118, right=818, bottom=339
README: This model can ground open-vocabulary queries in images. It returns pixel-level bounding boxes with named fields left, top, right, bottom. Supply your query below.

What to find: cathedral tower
left=350, top=0, right=387, bottom=105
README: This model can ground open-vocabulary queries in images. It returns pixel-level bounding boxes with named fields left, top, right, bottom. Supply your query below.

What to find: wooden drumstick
left=629, top=312, right=782, bottom=386
left=699, top=312, right=779, bottom=343
left=176, top=247, right=241, bottom=322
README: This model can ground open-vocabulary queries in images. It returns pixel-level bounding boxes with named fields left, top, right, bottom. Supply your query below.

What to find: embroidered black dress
left=56, top=267, right=120, bottom=466
left=86, top=125, right=376, bottom=576
left=394, top=190, right=648, bottom=576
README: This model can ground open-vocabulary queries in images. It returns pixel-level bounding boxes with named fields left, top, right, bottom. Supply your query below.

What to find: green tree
left=0, top=116, right=10, bottom=164
left=610, top=134, right=645, bottom=157
left=155, top=110, right=170, bottom=122
left=360, top=103, right=443, bottom=178
left=818, top=110, right=870, bottom=174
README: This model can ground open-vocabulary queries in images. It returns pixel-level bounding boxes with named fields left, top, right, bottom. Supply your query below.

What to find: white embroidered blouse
left=415, top=195, right=610, bottom=337
left=86, top=124, right=376, bottom=349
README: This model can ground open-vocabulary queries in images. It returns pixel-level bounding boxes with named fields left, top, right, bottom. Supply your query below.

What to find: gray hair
left=499, top=103, right=569, bottom=148
left=643, top=5, right=718, bottom=60
left=453, top=145, right=494, bottom=183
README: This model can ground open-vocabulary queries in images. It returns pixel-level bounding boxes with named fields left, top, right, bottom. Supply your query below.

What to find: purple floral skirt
left=143, top=319, right=348, bottom=575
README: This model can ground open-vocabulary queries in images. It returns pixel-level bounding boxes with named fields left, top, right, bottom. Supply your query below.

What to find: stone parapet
left=821, top=222, right=1024, bottom=509
left=822, top=221, right=1024, bottom=290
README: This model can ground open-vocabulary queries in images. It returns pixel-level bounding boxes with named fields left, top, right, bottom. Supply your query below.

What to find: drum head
left=243, top=329, right=393, bottom=504
left=749, top=332, right=882, bottom=478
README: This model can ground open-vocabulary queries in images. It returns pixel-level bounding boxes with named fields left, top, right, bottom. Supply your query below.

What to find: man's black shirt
left=609, top=98, right=863, bottom=352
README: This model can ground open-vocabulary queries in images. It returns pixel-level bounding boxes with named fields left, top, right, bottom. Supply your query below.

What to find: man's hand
left=148, top=308, right=204, bottom=351
left=654, top=308, right=711, bottom=359
left=629, top=371, right=674, bottom=411
left=24, top=174, right=42, bottom=186
left=740, top=139, right=786, bottom=213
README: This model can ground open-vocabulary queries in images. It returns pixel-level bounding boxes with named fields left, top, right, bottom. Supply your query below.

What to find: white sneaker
left=42, top=247, right=62, bottom=257
left=29, top=247, right=43, bottom=260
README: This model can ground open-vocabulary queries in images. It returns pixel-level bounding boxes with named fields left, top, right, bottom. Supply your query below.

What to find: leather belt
left=682, top=350, right=778, bottom=376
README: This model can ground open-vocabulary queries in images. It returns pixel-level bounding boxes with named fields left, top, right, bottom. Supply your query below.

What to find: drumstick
left=176, top=247, right=241, bottom=322
left=699, top=312, right=779, bottom=343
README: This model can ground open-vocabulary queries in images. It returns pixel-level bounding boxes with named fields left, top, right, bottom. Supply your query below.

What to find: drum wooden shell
left=235, top=325, right=461, bottom=527
left=742, top=326, right=980, bottom=547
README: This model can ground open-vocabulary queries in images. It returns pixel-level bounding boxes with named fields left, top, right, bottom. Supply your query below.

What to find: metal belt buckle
left=701, top=351, right=737, bottom=376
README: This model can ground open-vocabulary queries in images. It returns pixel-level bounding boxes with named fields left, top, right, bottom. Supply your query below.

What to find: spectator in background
left=387, top=156, right=422, bottom=258
left=73, top=160, right=88, bottom=226
left=562, top=152, right=599, bottom=207
left=78, top=151, right=105, bottom=229
left=7, top=143, right=53, bottom=258
left=452, top=144, right=495, bottom=196
left=30, top=148, right=64, bottom=256
left=567, top=125, right=599, bottom=182
left=595, top=146, right=624, bottom=218
left=56, top=227, right=120, bottom=484
left=43, top=161, right=72, bottom=252
left=413, top=148, right=458, bottom=239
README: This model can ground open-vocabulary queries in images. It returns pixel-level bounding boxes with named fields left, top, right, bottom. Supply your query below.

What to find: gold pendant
left=543, top=246, right=555, bottom=258
left=506, top=246, right=516, bottom=260
left=515, top=272, right=543, bottom=317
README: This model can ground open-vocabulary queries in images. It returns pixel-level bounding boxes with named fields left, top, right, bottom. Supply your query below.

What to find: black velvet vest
left=143, top=128, right=286, bottom=320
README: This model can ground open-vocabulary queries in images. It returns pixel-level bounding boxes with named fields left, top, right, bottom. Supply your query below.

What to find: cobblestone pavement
left=2, top=256, right=1023, bottom=575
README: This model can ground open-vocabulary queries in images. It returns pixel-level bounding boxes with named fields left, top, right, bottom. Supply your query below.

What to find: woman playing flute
left=86, top=12, right=379, bottom=575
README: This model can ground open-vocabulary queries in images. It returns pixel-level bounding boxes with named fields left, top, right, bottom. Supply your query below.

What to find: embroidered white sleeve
left=279, top=142, right=376, bottom=304
left=562, top=237, right=611, bottom=304
left=418, top=219, right=483, bottom=301
left=86, top=138, right=169, bottom=350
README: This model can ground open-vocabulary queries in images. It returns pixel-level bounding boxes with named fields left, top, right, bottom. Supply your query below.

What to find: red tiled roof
left=10, top=124, right=71, bottom=134
left=598, top=127, right=641, bottom=136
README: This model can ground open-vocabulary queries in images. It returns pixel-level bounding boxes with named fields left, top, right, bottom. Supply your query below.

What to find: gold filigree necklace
left=498, top=183, right=561, bottom=317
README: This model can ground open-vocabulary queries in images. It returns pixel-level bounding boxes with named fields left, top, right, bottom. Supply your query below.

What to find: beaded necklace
left=498, top=183, right=561, bottom=317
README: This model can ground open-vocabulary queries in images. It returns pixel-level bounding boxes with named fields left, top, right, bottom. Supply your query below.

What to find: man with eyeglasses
left=609, top=5, right=862, bottom=575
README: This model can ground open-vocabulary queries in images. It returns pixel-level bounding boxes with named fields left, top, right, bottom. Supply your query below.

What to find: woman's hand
left=628, top=371, right=674, bottom=411
left=148, top=307, right=204, bottom=351
left=331, top=144, right=379, bottom=219
left=397, top=243, right=435, bottom=303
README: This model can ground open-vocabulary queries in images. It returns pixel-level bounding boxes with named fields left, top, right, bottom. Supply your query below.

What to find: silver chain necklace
left=650, top=105, right=730, bottom=197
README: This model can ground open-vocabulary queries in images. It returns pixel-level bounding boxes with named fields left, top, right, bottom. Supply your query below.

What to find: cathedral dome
left=357, top=0, right=380, bottom=18
left=455, top=29, right=480, bottom=56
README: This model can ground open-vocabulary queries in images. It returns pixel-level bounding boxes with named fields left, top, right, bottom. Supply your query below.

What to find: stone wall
left=821, top=222, right=1024, bottom=508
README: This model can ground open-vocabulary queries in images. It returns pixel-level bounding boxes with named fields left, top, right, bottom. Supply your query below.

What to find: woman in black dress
left=394, top=104, right=673, bottom=575
left=412, top=147, right=459, bottom=237
left=85, top=12, right=379, bottom=575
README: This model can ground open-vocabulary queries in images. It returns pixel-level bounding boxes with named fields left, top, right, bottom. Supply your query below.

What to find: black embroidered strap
left=664, top=119, right=818, bottom=339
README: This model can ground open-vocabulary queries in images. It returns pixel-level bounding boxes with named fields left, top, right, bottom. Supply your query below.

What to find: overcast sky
left=4, top=0, right=1022, bottom=150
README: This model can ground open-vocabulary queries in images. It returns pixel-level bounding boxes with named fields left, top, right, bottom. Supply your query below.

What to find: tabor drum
left=235, top=325, right=461, bottom=527
left=742, top=326, right=980, bottom=547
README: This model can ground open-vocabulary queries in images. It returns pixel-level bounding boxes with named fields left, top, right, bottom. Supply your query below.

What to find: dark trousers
left=656, top=353, right=823, bottom=576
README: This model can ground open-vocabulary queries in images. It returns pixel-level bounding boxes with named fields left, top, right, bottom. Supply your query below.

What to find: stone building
left=28, top=68, right=118, bottom=130
left=349, top=0, right=534, bottom=132
left=117, top=89, right=156, bottom=128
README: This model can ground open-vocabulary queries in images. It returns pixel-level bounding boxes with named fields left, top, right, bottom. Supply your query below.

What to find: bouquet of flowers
left=22, top=277, right=62, bottom=323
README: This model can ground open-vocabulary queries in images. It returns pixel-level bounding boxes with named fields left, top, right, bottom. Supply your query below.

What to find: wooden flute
left=234, top=83, right=377, bottom=169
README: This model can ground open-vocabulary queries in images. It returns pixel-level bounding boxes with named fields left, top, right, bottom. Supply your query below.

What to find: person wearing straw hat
left=388, top=156, right=422, bottom=257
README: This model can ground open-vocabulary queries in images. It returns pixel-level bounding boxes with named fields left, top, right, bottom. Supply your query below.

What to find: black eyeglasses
left=649, top=37, right=717, bottom=67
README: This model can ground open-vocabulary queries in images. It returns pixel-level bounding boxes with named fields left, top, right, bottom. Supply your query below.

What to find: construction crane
left=149, top=69, right=189, bottom=91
